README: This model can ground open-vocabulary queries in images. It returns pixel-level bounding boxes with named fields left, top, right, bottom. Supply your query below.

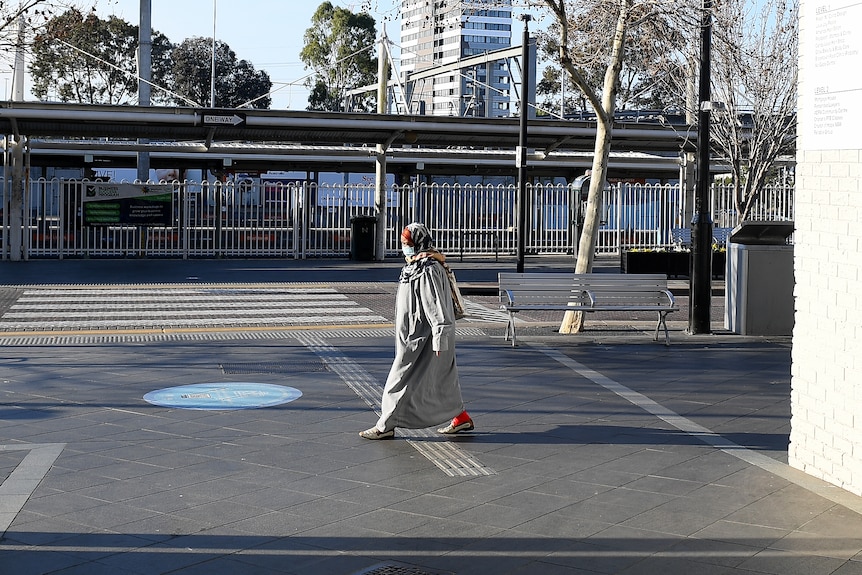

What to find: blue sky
left=0, top=0, right=402, bottom=109
left=3, top=0, right=535, bottom=110
left=91, top=0, right=403, bottom=109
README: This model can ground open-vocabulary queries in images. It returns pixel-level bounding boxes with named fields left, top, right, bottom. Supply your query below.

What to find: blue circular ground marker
left=144, top=382, right=302, bottom=410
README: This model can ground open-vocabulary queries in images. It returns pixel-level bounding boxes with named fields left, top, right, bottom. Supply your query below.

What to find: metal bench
left=498, top=272, right=679, bottom=346
left=671, top=226, right=734, bottom=249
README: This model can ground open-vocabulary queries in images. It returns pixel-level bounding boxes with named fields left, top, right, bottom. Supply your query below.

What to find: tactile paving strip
left=294, top=331, right=495, bottom=477
left=0, top=327, right=486, bottom=346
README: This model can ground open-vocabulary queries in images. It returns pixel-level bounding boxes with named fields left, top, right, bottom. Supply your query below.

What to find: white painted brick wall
left=790, top=142, right=862, bottom=496
left=791, top=2, right=862, bottom=492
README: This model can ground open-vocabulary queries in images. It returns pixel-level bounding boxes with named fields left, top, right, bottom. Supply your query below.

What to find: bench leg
left=654, top=312, right=671, bottom=346
left=504, top=313, right=517, bottom=347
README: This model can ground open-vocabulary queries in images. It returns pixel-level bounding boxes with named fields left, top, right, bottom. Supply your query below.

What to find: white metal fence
left=1, top=178, right=794, bottom=260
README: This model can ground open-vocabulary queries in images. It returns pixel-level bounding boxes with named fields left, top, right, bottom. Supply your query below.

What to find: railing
left=1, top=179, right=795, bottom=260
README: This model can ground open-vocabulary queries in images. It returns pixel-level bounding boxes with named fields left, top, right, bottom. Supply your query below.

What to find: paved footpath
left=1, top=257, right=861, bottom=575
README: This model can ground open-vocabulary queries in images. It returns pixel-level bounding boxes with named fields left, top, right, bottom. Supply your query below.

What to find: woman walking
left=359, top=222, right=474, bottom=439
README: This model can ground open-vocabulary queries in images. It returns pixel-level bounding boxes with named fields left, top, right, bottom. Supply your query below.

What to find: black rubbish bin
left=350, top=215, right=377, bottom=261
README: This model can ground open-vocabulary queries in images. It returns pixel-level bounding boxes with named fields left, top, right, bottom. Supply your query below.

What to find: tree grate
left=219, top=361, right=329, bottom=374
left=352, top=563, right=452, bottom=575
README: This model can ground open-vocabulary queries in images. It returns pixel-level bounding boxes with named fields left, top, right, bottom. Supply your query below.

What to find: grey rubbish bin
left=724, top=221, right=794, bottom=335
left=349, top=215, right=377, bottom=261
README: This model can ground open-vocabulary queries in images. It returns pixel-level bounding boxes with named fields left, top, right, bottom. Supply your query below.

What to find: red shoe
left=437, top=418, right=474, bottom=434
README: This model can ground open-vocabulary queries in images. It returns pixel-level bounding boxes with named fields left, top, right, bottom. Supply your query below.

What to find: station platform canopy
left=0, top=101, right=694, bottom=179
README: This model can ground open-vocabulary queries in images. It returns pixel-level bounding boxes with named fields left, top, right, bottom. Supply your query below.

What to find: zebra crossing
left=0, top=286, right=389, bottom=332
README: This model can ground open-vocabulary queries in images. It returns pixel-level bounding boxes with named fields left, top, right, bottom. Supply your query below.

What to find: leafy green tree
left=29, top=8, right=173, bottom=105
left=300, top=1, right=377, bottom=112
left=170, top=37, right=272, bottom=108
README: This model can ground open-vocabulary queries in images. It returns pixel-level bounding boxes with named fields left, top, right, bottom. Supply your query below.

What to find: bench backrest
left=498, top=273, right=593, bottom=305
left=498, top=272, right=673, bottom=307
left=671, top=226, right=734, bottom=248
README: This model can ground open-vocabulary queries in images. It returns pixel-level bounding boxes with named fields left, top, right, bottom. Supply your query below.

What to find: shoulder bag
left=441, top=263, right=466, bottom=320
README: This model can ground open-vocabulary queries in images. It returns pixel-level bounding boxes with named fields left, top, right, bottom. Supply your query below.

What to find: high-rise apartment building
left=399, top=0, right=513, bottom=117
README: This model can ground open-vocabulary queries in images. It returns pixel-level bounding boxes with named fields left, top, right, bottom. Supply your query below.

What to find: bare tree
left=0, top=1, right=72, bottom=68
left=709, top=0, right=798, bottom=221
left=543, top=1, right=620, bottom=286
left=535, top=5, right=688, bottom=117
left=635, top=0, right=797, bottom=221
left=0, top=1, right=62, bottom=38
left=531, top=0, right=697, bottom=333
left=531, top=0, right=795, bottom=332
left=386, top=0, right=792, bottom=335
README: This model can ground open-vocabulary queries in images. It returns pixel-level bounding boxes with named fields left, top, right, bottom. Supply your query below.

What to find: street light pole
left=516, top=14, right=532, bottom=273
left=689, top=0, right=714, bottom=334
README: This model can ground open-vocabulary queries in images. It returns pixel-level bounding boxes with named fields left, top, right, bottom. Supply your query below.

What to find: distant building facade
left=400, top=0, right=512, bottom=117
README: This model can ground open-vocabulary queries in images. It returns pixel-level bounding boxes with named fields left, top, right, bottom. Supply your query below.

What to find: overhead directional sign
left=201, top=110, right=246, bottom=127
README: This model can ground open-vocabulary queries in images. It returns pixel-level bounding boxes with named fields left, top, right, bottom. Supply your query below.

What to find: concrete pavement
left=1, top=256, right=860, bottom=575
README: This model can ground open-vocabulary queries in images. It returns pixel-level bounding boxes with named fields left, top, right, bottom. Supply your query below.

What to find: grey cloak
left=375, top=258, right=465, bottom=431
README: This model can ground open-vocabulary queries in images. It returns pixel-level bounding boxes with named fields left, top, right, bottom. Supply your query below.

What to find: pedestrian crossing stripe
left=0, top=287, right=387, bottom=330
left=0, top=285, right=509, bottom=333
left=5, top=303, right=368, bottom=316
left=16, top=291, right=343, bottom=300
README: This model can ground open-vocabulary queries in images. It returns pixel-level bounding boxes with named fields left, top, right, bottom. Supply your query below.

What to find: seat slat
left=498, top=272, right=679, bottom=346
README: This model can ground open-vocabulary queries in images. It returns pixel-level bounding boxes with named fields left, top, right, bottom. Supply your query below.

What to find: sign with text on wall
left=801, top=1, right=862, bottom=149
left=82, top=183, right=174, bottom=226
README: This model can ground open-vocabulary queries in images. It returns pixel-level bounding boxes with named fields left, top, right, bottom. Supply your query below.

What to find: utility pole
left=137, top=0, right=152, bottom=182
left=210, top=0, right=217, bottom=107
left=689, top=0, right=714, bottom=334
left=8, top=14, right=27, bottom=261
left=374, top=29, right=390, bottom=261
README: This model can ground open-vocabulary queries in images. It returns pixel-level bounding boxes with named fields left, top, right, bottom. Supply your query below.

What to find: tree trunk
left=559, top=117, right=614, bottom=333
left=559, top=0, right=630, bottom=334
